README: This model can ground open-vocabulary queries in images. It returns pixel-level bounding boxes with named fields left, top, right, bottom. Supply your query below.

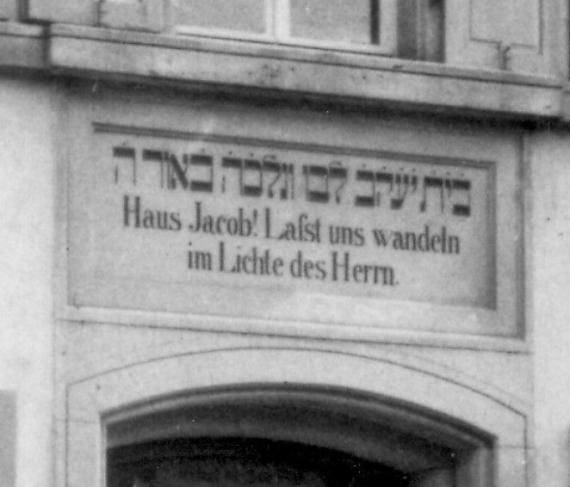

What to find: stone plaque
left=69, top=124, right=496, bottom=317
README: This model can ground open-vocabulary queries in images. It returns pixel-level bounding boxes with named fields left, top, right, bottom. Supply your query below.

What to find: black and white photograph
left=0, top=1, right=567, bottom=486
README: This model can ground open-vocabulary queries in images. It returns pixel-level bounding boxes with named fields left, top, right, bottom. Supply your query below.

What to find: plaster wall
left=528, top=131, right=570, bottom=487
left=0, top=77, right=562, bottom=487
left=0, top=77, right=58, bottom=487
left=55, top=86, right=534, bottom=486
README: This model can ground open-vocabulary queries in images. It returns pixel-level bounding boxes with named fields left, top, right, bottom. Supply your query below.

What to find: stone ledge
left=0, top=22, right=562, bottom=119
left=0, top=21, right=45, bottom=69
left=46, top=24, right=562, bottom=120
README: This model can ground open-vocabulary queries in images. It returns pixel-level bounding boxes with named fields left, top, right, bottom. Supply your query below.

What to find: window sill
left=0, top=22, right=563, bottom=119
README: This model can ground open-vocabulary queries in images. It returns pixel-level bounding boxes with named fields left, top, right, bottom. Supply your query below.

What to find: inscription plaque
left=69, top=124, right=496, bottom=318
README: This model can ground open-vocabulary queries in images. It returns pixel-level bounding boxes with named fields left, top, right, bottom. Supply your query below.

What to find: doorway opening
left=104, top=384, right=494, bottom=487
left=108, top=437, right=410, bottom=487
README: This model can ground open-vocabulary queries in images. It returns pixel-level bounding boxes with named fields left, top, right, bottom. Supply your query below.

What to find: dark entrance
left=108, top=438, right=409, bottom=487
left=104, top=385, right=493, bottom=487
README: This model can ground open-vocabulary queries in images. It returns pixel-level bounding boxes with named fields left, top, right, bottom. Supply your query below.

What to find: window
left=288, top=0, right=383, bottom=46
left=174, top=0, right=445, bottom=61
left=175, top=0, right=398, bottom=56
left=176, top=0, right=269, bottom=36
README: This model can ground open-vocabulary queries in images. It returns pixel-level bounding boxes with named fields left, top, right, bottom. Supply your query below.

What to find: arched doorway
left=104, top=385, right=494, bottom=487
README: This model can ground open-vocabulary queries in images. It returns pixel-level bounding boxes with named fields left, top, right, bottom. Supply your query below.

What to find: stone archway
left=64, top=347, right=527, bottom=486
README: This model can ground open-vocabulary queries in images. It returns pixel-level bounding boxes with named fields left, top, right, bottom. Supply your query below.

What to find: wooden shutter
left=397, top=0, right=444, bottom=62
left=446, top=0, right=548, bottom=74
left=25, top=0, right=96, bottom=24
left=377, top=0, right=398, bottom=55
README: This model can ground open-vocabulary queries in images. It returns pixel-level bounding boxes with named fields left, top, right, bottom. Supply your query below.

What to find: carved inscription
left=89, top=131, right=494, bottom=309
left=112, top=146, right=473, bottom=217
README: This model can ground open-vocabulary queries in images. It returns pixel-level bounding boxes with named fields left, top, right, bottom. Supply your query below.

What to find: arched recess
left=64, top=347, right=528, bottom=487
left=105, top=384, right=494, bottom=487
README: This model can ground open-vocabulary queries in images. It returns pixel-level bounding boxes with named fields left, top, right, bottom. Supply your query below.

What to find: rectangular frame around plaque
left=63, top=90, right=522, bottom=344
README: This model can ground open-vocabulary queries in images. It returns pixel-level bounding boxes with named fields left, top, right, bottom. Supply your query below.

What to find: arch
left=105, top=383, right=493, bottom=487
left=65, top=347, right=528, bottom=486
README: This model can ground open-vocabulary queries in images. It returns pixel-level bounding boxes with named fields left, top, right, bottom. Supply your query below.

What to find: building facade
left=0, top=1, right=569, bottom=486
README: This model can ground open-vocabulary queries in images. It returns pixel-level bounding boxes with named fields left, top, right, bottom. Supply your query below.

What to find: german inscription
left=78, top=128, right=495, bottom=310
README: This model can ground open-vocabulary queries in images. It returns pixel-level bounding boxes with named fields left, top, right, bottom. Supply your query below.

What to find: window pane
left=290, top=0, right=377, bottom=45
left=177, top=0, right=266, bottom=34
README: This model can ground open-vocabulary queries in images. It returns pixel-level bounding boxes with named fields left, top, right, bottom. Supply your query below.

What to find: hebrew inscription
left=112, top=145, right=473, bottom=218
left=74, top=127, right=495, bottom=310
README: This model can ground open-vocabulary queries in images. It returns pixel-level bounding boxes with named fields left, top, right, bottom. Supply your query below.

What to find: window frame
left=174, top=0, right=397, bottom=56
